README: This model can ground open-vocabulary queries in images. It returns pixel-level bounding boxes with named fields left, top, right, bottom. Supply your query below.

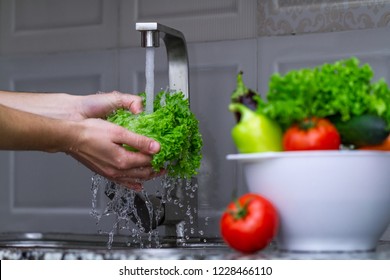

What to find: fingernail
left=149, top=141, right=160, bottom=154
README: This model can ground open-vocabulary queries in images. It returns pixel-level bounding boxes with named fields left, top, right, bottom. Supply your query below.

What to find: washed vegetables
left=220, top=193, right=279, bottom=254
left=230, top=58, right=390, bottom=151
left=107, top=91, right=202, bottom=178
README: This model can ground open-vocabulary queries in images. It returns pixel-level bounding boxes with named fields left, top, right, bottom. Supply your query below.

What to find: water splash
left=90, top=175, right=102, bottom=221
left=90, top=174, right=203, bottom=249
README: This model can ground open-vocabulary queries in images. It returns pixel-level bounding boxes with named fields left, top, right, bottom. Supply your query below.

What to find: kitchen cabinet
left=119, top=0, right=257, bottom=47
left=0, top=0, right=119, bottom=55
left=0, top=0, right=257, bottom=55
left=0, top=50, right=118, bottom=233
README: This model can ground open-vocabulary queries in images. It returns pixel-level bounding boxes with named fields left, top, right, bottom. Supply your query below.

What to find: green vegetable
left=329, top=114, right=389, bottom=148
left=229, top=103, right=283, bottom=153
left=257, top=58, right=390, bottom=130
left=107, top=91, right=203, bottom=179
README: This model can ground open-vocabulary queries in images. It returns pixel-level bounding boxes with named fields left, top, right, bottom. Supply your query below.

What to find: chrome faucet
left=135, top=22, right=189, bottom=99
left=108, top=22, right=197, bottom=240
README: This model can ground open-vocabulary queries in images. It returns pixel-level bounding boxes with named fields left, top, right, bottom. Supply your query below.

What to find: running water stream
left=145, top=48, right=155, bottom=114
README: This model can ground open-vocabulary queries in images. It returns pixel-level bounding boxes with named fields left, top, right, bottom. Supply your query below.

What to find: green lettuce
left=257, top=58, right=390, bottom=129
left=107, top=91, right=203, bottom=179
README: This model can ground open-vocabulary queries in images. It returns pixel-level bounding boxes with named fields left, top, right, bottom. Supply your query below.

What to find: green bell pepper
left=229, top=103, right=283, bottom=153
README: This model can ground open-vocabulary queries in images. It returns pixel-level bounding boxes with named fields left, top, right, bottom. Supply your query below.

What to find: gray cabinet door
left=0, top=50, right=118, bottom=233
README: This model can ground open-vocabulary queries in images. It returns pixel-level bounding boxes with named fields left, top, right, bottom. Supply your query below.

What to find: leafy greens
left=107, top=91, right=203, bottom=179
left=256, top=58, right=390, bottom=129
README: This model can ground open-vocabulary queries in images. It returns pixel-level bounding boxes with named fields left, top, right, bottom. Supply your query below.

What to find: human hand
left=67, top=118, right=164, bottom=191
left=69, top=91, right=166, bottom=190
left=72, top=91, right=144, bottom=120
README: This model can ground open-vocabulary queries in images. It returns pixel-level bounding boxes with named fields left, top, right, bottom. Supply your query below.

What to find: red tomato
left=283, top=117, right=341, bottom=151
left=220, top=193, right=279, bottom=254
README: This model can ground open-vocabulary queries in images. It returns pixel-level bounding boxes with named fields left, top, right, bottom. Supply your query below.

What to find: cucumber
left=329, top=114, right=389, bottom=148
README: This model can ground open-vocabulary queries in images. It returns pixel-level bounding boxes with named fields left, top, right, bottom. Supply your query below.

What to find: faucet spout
left=136, top=22, right=189, bottom=99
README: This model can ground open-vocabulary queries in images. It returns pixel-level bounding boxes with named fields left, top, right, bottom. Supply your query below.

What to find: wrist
left=51, top=119, right=83, bottom=154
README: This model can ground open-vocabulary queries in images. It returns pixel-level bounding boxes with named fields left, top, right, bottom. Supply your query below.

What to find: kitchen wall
left=0, top=0, right=389, bottom=240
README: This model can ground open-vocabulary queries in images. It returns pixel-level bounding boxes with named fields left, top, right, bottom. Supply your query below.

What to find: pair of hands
left=66, top=92, right=164, bottom=191
left=0, top=90, right=164, bottom=191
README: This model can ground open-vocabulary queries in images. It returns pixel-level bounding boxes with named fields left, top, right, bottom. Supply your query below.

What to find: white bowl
left=227, top=151, right=390, bottom=252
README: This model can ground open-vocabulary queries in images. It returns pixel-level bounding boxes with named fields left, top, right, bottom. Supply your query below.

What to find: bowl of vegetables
left=227, top=58, right=390, bottom=252
left=228, top=150, right=390, bottom=252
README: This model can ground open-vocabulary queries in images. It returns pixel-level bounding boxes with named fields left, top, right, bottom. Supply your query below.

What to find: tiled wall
left=0, top=0, right=389, bottom=239
left=258, top=0, right=390, bottom=36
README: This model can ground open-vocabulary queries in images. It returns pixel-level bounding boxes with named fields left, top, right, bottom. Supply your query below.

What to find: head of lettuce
left=107, top=91, right=203, bottom=179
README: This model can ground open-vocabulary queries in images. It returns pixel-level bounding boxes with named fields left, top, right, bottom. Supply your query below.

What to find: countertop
left=1, top=240, right=390, bottom=260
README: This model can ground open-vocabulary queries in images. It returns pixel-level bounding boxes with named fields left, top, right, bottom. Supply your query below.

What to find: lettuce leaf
left=107, top=91, right=202, bottom=179
left=257, top=58, right=390, bottom=129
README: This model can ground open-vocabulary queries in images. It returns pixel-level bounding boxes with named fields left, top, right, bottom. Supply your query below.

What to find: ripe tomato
left=220, top=193, right=279, bottom=254
left=283, top=117, right=341, bottom=151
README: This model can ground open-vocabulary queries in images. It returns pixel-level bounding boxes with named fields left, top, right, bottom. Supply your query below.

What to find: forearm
left=0, top=90, right=144, bottom=121
left=0, top=103, right=76, bottom=152
left=0, top=90, right=82, bottom=120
